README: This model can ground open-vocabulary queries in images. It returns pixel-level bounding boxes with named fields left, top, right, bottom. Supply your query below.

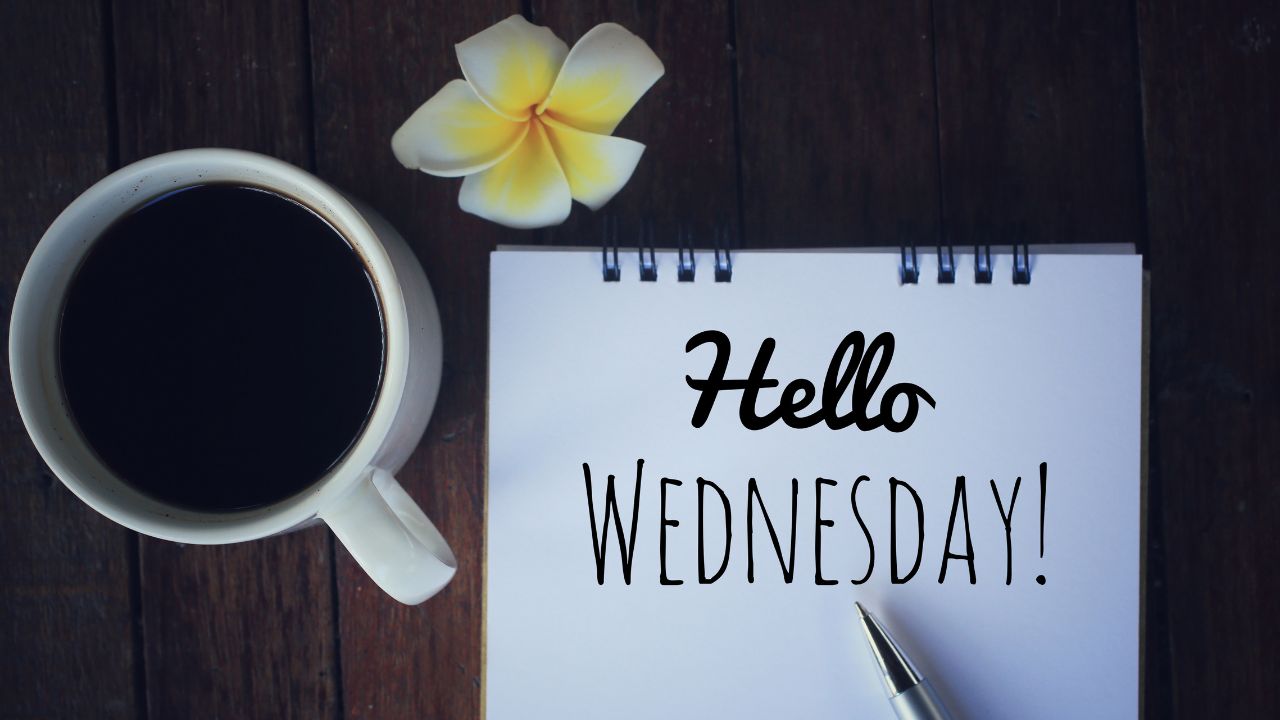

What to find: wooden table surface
left=1, top=1, right=1276, bottom=718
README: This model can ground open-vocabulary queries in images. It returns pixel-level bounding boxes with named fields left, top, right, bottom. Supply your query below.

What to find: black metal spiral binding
left=596, top=218, right=735, bottom=283
left=937, top=243, right=955, bottom=284
left=604, top=219, right=1028, bottom=285
left=677, top=225, right=696, bottom=281
left=1012, top=243, right=1031, bottom=284
left=900, top=244, right=919, bottom=284
left=602, top=215, right=621, bottom=282
left=898, top=235, right=1029, bottom=285
left=638, top=220, right=657, bottom=281
left=713, top=226, right=733, bottom=282
left=974, top=244, right=993, bottom=284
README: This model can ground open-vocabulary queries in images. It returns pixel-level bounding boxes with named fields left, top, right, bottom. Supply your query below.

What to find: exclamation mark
left=1035, top=462, right=1048, bottom=585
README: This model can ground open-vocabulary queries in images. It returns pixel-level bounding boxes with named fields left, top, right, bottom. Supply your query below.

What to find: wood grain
left=308, top=2, right=522, bottom=718
left=932, top=1, right=1145, bottom=247
left=532, top=1, right=741, bottom=249
left=3, top=0, right=1280, bottom=716
left=0, top=1, right=140, bottom=717
left=110, top=1, right=339, bottom=717
left=733, top=0, right=940, bottom=248
left=1139, top=0, right=1280, bottom=716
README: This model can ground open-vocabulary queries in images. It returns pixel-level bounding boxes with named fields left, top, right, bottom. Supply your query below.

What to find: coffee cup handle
left=319, top=467, right=457, bottom=604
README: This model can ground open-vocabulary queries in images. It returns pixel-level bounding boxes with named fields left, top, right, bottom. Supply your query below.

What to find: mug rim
left=8, top=148, right=411, bottom=543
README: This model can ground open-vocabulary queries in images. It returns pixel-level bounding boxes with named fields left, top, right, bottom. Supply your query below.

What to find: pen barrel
left=890, top=680, right=954, bottom=720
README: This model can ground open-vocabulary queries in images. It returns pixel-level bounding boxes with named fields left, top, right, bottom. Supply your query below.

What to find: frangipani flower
left=392, top=16, right=665, bottom=229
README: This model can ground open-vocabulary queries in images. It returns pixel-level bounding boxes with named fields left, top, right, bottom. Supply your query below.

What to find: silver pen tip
left=856, top=602, right=922, bottom=697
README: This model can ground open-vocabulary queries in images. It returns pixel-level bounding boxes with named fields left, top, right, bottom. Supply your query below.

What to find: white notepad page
left=487, top=248, right=1142, bottom=719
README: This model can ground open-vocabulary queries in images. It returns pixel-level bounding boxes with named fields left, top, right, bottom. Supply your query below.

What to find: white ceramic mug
left=9, top=148, right=457, bottom=605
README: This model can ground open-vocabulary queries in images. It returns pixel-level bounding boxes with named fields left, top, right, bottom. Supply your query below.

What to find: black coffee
left=59, top=184, right=384, bottom=512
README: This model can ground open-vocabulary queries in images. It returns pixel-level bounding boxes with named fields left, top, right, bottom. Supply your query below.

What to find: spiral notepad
left=485, top=243, right=1143, bottom=720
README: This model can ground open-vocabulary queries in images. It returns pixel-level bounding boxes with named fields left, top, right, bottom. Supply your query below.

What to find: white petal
left=541, top=116, right=644, bottom=210
left=456, top=15, right=568, bottom=122
left=458, top=119, right=572, bottom=229
left=391, top=80, right=529, bottom=177
left=539, top=23, right=665, bottom=135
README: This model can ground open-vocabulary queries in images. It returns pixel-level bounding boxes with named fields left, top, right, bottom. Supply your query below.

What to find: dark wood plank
left=309, top=3, right=521, bottom=718
left=532, top=1, right=740, bottom=247
left=932, top=1, right=1145, bottom=246
left=0, top=2, right=141, bottom=717
left=109, top=1, right=340, bottom=717
left=733, top=0, right=940, bottom=248
left=1139, top=0, right=1280, bottom=716
left=113, top=0, right=316, bottom=163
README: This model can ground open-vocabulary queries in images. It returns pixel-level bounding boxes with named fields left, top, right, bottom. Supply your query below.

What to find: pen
left=855, top=601, right=955, bottom=720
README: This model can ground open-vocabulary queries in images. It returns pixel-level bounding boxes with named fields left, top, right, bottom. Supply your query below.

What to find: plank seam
left=727, top=0, right=747, bottom=247
left=127, top=532, right=148, bottom=720
left=300, top=0, right=345, bottom=716
left=927, top=0, right=947, bottom=246
left=102, top=0, right=120, bottom=171
left=103, top=0, right=145, bottom=716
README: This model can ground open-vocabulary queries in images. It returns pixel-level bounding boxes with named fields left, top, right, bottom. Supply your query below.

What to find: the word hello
left=684, top=330, right=936, bottom=432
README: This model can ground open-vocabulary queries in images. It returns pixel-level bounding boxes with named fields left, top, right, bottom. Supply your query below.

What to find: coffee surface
left=59, top=184, right=384, bottom=511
